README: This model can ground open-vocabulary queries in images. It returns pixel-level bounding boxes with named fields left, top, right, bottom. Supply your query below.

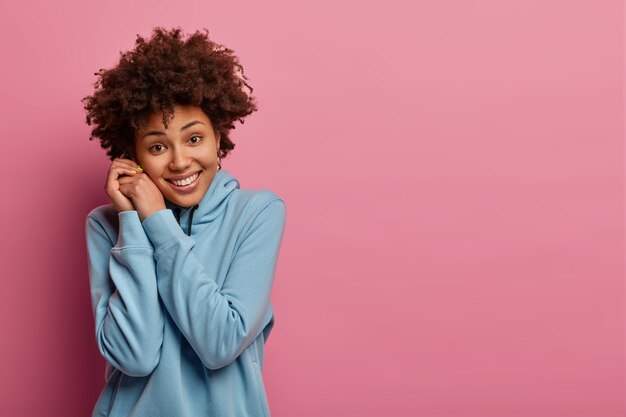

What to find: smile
left=169, top=172, right=199, bottom=186
left=167, top=172, right=201, bottom=191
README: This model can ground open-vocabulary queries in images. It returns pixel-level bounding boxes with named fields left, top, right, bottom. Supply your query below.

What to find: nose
left=169, top=147, right=191, bottom=172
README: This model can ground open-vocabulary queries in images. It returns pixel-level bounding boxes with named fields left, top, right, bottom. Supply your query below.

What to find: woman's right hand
left=106, top=158, right=141, bottom=213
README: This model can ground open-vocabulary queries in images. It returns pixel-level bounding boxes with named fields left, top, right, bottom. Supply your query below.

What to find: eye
left=150, top=144, right=165, bottom=153
left=189, top=135, right=202, bottom=144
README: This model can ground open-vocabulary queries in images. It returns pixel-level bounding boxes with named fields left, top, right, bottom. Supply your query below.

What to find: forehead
left=143, top=105, right=211, bottom=130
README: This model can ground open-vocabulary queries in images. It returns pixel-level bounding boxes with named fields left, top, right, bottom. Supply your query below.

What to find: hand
left=118, top=165, right=166, bottom=221
left=105, top=158, right=141, bottom=213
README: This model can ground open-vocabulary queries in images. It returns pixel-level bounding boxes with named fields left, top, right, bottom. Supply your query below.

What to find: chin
left=168, top=194, right=202, bottom=208
left=160, top=167, right=215, bottom=208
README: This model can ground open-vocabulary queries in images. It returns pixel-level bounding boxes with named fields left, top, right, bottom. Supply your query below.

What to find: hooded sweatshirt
left=85, top=169, right=286, bottom=417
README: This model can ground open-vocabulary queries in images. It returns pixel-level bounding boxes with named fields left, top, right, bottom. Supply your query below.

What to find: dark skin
left=104, top=158, right=165, bottom=221
left=104, top=105, right=221, bottom=221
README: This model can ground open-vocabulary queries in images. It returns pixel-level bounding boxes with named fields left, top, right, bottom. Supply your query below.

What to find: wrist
left=116, top=206, right=136, bottom=214
left=138, top=204, right=167, bottom=222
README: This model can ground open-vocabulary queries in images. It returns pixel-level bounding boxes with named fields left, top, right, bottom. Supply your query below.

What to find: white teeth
left=171, top=173, right=198, bottom=186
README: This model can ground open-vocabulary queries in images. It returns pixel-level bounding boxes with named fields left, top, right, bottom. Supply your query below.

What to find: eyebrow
left=142, top=121, right=206, bottom=139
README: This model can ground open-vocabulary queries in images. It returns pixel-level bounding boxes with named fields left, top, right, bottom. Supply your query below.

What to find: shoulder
left=86, top=203, right=118, bottom=224
left=236, top=189, right=285, bottom=212
left=229, top=189, right=286, bottom=229
left=85, top=204, right=119, bottom=238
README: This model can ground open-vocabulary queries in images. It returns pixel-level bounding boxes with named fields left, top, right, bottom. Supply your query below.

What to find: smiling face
left=134, top=104, right=221, bottom=208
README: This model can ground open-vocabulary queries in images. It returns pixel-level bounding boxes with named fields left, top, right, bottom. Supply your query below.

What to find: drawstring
left=174, top=207, right=181, bottom=226
left=172, top=205, right=199, bottom=236
left=187, top=204, right=199, bottom=236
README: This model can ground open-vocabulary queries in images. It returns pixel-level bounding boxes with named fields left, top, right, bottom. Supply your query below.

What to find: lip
left=167, top=171, right=201, bottom=181
left=167, top=171, right=201, bottom=192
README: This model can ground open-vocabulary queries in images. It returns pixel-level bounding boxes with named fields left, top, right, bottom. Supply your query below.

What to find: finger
left=109, top=166, right=138, bottom=179
left=118, top=173, right=143, bottom=185
left=119, top=180, right=144, bottom=198
left=124, top=158, right=142, bottom=169
left=106, top=168, right=137, bottom=192
left=118, top=183, right=132, bottom=199
left=112, top=160, right=142, bottom=172
left=114, top=157, right=137, bottom=165
left=118, top=181, right=132, bottom=192
left=112, top=157, right=133, bottom=168
left=112, top=157, right=143, bottom=171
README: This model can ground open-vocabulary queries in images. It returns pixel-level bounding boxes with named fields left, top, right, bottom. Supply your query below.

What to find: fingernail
left=131, top=170, right=137, bottom=174
left=137, top=165, right=143, bottom=170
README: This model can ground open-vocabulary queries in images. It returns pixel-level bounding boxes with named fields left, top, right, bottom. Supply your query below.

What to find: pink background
left=0, top=1, right=623, bottom=416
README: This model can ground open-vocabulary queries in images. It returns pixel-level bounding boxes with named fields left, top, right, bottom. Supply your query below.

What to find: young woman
left=82, top=27, right=286, bottom=417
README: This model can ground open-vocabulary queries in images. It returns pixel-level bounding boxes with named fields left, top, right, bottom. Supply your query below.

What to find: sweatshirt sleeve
left=141, top=199, right=286, bottom=370
left=85, top=210, right=165, bottom=376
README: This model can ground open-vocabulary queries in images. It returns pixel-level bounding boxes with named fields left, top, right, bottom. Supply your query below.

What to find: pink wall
left=0, top=1, right=623, bottom=416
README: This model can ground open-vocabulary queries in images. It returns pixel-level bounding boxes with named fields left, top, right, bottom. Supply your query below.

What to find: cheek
left=139, top=160, right=161, bottom=176
left=148, top=171, right=164, bottom=183
left=141, top=168, right=163, bottom=185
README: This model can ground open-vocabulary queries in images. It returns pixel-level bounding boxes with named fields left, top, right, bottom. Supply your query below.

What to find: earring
left=217, top=153, right=222, bottom=171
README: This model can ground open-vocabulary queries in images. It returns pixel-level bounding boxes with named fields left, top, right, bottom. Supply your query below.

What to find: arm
left=141, top=199, right=287, bottom=370
left=85, top=210, right=165, bottom=376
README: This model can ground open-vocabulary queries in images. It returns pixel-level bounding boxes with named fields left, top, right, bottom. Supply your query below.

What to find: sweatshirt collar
left=164, top=169, right=239, bottom=236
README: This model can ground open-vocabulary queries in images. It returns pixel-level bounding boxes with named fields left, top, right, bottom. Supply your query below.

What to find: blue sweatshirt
left=85, top=169, right=286, bottom=417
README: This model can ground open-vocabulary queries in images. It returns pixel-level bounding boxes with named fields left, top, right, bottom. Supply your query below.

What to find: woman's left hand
left=118, top=171, right=166, bottom=221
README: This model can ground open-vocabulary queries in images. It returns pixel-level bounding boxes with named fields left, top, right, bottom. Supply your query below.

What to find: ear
left=215, top=130, right=221, bottom=150
left=122, top=144, right=140, bottom=166
left=120, top=148, right=133, bottom=161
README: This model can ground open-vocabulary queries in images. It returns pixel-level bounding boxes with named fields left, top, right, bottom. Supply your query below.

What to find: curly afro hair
left=82, top=26, right=258, bottom=161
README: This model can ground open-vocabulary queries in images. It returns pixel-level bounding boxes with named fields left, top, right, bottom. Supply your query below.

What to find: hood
left=164, top=169, right=239, bottom=236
